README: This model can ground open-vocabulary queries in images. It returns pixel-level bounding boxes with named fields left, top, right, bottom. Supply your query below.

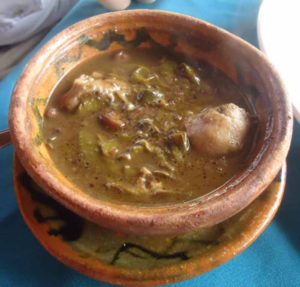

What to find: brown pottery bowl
left=9, top=10, right=293, bottom=235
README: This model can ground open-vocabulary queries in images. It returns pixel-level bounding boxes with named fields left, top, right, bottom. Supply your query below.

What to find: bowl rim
left=9, top=9, right=293, bottom=235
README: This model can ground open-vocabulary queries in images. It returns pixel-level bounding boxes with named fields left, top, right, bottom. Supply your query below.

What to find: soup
left=43, top=47, right=253, bottom=205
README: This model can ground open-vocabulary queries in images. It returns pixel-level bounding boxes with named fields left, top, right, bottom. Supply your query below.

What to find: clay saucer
left=14, top=156, right=286, bottom=287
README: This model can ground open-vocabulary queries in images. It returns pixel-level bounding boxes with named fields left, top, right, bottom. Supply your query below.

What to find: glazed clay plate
left=14, top=157, right=286, bottom=287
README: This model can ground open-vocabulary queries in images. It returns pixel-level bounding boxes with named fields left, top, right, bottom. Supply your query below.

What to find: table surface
left=1, top=1, right=300, bottom=286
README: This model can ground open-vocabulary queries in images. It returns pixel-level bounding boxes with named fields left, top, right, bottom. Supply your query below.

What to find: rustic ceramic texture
left=9, top=10, right=293, bottom=235
left=14, top=157, right=286, bottom=287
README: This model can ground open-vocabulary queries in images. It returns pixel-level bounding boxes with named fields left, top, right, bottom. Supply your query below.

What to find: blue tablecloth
left=1, top=1, right=300, bottom=286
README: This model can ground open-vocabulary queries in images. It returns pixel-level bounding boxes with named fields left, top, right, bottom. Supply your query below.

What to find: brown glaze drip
left=19, top=172, right=84, bottom=241
left=110, top=242, right=189, bottom=265
left=85, top=27, right=177, bottom=53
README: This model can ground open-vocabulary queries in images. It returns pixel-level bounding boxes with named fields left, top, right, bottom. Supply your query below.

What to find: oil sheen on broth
left=43, top=47, right=252, bottom=205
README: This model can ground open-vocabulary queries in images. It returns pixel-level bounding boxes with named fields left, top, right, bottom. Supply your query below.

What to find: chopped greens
left=43, top=47, right=250, bottom=204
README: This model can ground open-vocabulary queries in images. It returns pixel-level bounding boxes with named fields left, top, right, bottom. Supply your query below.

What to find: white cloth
left=0, top=0, right=78, bottom=78
left=0, top=0, right=78, bottom=46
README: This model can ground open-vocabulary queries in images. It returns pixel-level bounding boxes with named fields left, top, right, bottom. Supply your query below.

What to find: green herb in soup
left=43, top=48, right=252, bottom=205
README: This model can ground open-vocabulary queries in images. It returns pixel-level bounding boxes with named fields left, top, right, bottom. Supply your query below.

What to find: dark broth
left=43, top=47, right=252, bottom=205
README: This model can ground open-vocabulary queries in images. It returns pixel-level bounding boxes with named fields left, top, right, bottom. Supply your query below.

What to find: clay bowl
left=9, top=10, right=292, bottom=236
left=14, top=157, right=286, bottom=286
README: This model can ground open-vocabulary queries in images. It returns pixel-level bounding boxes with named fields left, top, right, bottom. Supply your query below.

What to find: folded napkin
left=1, top=1, right=300, bottom=286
